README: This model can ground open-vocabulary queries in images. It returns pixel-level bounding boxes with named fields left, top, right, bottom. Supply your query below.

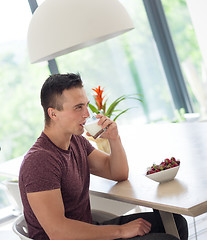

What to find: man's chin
left=75, top=127, right=84, bottom=136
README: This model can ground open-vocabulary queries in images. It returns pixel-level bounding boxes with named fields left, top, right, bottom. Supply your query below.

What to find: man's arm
left=87, top=115, right=129, bottom=181
left=27, top=189, right=151, bottom=240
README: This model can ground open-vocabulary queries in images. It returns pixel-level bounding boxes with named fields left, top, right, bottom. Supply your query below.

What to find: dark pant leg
left=99, top=211, right=188, bottom=240
left=121, top=233, right=180, bottom=240
left=153, top=209, right=188, bottom=240
left=101, top=212, right=164, bottom=232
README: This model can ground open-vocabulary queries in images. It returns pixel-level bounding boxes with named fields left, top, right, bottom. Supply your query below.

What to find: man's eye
left=75, top=106, right=83, bottom=110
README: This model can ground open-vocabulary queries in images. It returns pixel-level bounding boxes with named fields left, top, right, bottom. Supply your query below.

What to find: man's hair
left=40, top=73, right=83, bottom=125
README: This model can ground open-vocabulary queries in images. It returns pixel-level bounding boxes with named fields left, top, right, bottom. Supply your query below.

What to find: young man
left=19, top=73, right=188, bottom=240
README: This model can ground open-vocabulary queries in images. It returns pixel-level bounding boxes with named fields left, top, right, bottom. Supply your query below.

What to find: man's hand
left=120, top=218, right=151, bottom=239
left=87, top=113, right=128, bottom=181
left=96, top=114, right=119, bottom=140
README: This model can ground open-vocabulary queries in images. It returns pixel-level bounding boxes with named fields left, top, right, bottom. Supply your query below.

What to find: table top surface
left=89, top=122, right=207, bottom=217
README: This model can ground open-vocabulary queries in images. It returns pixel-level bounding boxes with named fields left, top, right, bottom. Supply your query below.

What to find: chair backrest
left=12, top=214, right=33, bottom=240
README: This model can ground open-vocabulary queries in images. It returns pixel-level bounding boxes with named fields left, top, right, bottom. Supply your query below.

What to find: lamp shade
left=27, top=0, right=134, bottom=63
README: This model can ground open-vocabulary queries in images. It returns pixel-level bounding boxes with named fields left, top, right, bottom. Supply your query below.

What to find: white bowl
left=146, top=166, right=180, bottom=183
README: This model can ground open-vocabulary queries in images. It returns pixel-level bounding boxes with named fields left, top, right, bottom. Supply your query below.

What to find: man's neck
left=43, top=126, right=72, bottom=151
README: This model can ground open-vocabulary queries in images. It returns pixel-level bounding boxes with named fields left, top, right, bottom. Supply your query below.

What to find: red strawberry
left=146, top=157, right=180, bottom=175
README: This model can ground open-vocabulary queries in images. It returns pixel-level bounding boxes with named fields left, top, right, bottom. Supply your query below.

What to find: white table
left=89, top=122, right=207, bottom=239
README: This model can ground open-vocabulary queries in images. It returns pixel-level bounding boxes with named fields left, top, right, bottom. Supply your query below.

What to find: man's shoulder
left=21, top=133, right=55, bottom=166
left=28, top=132, right=56, bottom=153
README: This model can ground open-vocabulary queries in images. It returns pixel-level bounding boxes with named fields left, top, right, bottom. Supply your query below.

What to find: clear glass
left=56, top=0, right=175, bottom=125
left=162, top=0, right=207, bottom=120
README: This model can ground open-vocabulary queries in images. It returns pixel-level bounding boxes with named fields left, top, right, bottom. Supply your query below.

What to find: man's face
left=55, top=87, right=90, bottom=136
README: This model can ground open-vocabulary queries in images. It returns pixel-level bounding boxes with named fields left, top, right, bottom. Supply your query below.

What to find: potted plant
left=88, top=86, right=142, bottom=121
left=86, top=86, right=142, bottom=153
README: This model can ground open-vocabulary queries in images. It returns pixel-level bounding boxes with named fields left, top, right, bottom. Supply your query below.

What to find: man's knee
left=173, top=214, right=188, bottom=240
left=174, top=214, right=188, bottom=229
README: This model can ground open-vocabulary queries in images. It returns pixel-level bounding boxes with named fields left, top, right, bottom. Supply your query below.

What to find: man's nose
left=83, top=108, right=90, bottom=118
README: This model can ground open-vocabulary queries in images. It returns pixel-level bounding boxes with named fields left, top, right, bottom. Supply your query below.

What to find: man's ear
left=48, top=108, right=56, bottom=119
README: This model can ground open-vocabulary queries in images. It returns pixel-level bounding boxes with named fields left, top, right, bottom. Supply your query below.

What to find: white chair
left=3, top=180, right=23, bottom=214
left=12, top=214, right=33, bottom=240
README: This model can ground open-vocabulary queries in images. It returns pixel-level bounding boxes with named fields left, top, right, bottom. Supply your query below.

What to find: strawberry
left=146, top=157, right=180, bottom=175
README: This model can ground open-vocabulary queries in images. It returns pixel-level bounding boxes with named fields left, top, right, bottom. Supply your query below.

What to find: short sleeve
left=22, top=151, right=62, bottom=193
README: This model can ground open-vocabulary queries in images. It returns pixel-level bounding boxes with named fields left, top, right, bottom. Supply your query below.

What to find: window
left=0, top=0, right=48, bottom=216
left=162, top=0, right=207, bottom=119
left=56, top=0, right=175, bottom=125
left=0, top=0, right=48, bottom=163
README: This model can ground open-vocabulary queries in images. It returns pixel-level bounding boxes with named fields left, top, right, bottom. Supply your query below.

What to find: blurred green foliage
left=0, top=44, right=48, bottom=162
left=0, top=0, right=203, bottom=162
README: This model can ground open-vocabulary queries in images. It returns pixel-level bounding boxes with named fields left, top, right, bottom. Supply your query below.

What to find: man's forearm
left=51, top=213, right=151, bottom=240
left=108, top=135, right=129, bottom=181
left=50, top=218, right=122, bottom=240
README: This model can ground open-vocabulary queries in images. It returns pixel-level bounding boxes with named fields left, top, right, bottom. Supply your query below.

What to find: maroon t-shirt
left=19, top=132, right=95, bottom=240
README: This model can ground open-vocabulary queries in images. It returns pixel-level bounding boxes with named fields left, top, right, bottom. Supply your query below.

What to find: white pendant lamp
left=27, top=0, right=134, bottom=63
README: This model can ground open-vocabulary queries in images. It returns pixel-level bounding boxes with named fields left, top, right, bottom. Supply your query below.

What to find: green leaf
left=105, top=97, right=123, bottom=118
left=88, top=103, right=99, bottom=114
left=113, top=107, right=135, bottom=121
left=106, top=94, right=142, bottom=118
left=102, top=101, right=107, bottom=114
